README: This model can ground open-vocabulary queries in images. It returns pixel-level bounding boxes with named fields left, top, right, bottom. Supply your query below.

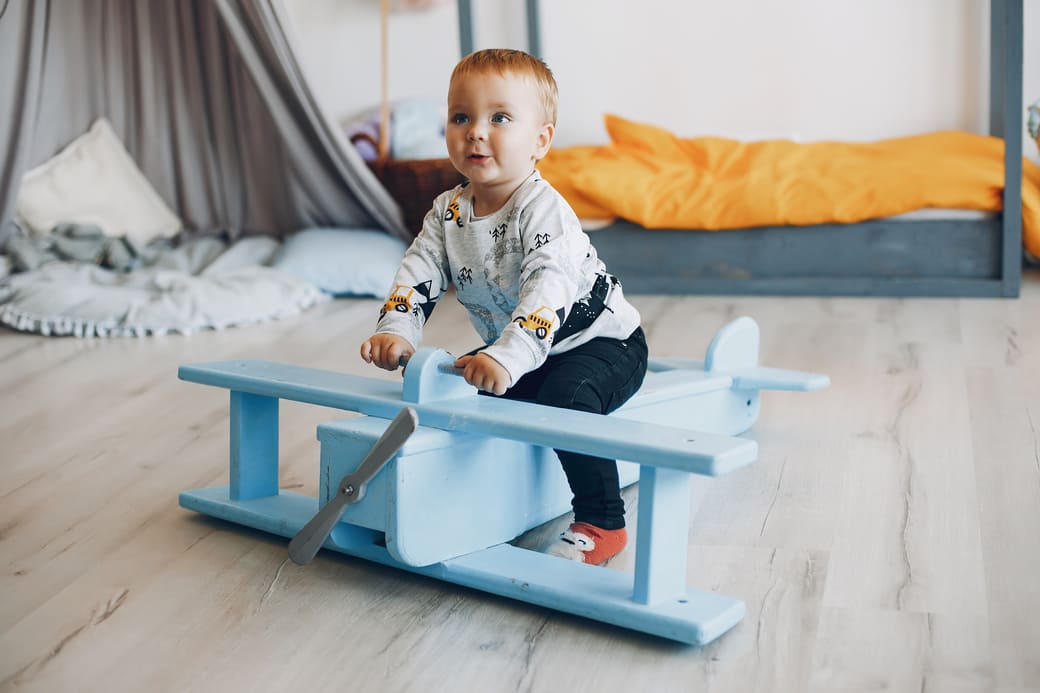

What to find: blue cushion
left=272, top=228, right=407, bottom=297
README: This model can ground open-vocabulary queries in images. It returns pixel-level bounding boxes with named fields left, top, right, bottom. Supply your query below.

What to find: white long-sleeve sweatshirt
left=374, top=171, right=641, bottom=385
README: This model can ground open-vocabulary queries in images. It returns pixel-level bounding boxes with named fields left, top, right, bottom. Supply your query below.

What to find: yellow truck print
left=382, top=285, right=415, bottom=316
left=513, top=305, right=558, bottom=340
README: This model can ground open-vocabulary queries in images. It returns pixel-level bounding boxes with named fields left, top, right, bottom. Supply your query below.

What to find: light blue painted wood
left=179, top=359, right=759, bottom=476
left=632, top=466, right=691, bottom=605
left=317, top=416, right=642, bottom=567
left=705, top=316, right=759, bottom=372
left=179, top=318, right=828, bottom=645
left=180, top=486, right=381, bottom=550
left=177, top=487, right=744, bottom=645
left=617, top=385, right=760, bottom=439
left=729, top=366, right=831, bottom=392
left=229, top=392, right=278, bottom=500
left=617, top=369, right=732, bottom=407
left=610, top=320, right=759, bottom=437
left=646, top=318, right=826, bottom=399
left=401, top=347, right=476, bottom=403
left=320, top=417, right=562, bottom=565
left=434, top=544, right=745, bottom=646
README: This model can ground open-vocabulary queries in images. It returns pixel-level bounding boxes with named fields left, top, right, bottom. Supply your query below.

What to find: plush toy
left=343, top=99, right=447, bottom=162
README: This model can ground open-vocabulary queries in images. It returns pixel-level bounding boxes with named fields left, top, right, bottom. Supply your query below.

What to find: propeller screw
left=344, top=484, right=355, bottom=496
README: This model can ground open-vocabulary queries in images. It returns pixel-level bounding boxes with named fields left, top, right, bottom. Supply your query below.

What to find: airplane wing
left=409, top=394, right=756, bottom=476
left=728, top=366, right=830, bottom=391
left=179, top=360, right=757, bottom=477
left=647, top=358, right=830, bottom=392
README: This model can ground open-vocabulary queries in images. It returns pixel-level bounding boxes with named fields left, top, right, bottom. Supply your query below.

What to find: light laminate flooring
left=2, top=271, right=1039, bottom=693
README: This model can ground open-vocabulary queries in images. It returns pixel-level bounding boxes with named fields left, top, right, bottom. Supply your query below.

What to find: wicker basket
left=354, top=133, right=463, bottom=235
left=374, top=158, right=464, bottom=235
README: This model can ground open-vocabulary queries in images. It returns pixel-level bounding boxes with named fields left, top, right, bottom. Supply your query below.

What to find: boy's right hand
left=360, top=334, right=414, bottom=371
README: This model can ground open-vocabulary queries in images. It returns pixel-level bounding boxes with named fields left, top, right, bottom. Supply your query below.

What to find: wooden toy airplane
left=178, top=316, right=828, bottom=646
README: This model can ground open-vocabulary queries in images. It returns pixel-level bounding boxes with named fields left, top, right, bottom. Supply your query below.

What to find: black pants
left=497, top=327, right=648, bottom=529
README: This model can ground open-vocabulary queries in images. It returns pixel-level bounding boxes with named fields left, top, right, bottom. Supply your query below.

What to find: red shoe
left=545, top=522, right=627, bottom=565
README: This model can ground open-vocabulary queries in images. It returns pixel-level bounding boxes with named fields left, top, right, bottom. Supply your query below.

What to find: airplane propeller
left=288, top=406, right=419, bottom=565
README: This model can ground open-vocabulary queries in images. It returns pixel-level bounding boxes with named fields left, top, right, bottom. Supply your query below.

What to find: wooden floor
left=2, top=270, right=1039, bottom=693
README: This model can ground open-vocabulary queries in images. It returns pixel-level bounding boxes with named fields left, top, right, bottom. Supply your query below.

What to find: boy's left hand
left=454, top=353, right=510, bottom=396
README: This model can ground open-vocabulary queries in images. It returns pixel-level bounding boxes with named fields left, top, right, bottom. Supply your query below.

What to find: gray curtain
left=0, top=0, right=409, bottom=249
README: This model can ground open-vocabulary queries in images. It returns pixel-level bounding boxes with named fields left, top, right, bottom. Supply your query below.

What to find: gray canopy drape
left=0, top=0, right=410, bottom=250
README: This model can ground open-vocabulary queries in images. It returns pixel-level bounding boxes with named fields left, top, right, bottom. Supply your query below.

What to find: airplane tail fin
left=704, top=316, right=759, bottom=372
left=705, top=317, right=829, bottom=392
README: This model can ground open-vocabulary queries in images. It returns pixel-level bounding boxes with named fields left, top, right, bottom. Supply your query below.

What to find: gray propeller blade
left=288, top=407, right=419, bottom=565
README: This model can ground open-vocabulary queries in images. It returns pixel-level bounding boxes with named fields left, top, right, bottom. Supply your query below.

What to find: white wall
left=283, top=0, right=1039, bottom=160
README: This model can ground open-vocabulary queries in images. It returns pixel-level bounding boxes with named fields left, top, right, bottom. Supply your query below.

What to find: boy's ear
left=534, top=122, right=555, bottom=160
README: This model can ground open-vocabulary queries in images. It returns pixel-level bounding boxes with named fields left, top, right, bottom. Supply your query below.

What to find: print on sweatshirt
left=374, top=172, right=641, bottom=385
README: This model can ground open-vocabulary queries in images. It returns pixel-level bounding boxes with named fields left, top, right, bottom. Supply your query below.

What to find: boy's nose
left=467, top=124, right=487, bottom=141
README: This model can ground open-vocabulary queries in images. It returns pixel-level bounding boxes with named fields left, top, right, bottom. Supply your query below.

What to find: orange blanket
left=539, top=115, right=1040, bottom=258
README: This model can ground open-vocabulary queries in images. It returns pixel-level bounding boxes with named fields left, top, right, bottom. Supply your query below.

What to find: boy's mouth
left=468, top=154, right=490, bottom=163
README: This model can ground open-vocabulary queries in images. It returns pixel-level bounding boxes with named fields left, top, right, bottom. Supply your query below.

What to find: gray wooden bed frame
left=457, top=0, right=1025, bottom=297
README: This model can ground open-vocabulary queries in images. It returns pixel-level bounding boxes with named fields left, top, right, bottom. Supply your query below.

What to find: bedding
left=16, top=119, right=182, bottom=245
left=538, top=115, right=1040, bottom=258
left=4, top=116, right=410, bottom=337
left=272, top=227, right=406, bottom=297
left=0, top=224, right=414, bottom=337
left=0, top=236, right=327, bottom=337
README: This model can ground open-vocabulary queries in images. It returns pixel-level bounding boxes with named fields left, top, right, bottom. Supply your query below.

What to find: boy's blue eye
left=491, top=113, right=509, bottom=123
left=451, top=113, right=468, bottom=124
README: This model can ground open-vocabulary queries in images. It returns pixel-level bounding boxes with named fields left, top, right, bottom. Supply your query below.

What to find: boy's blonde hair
left=450, top=49, right=559, bottom=126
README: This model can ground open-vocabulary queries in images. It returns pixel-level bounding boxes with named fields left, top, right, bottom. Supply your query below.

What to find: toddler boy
left=360, top=49, right=647, bottom=565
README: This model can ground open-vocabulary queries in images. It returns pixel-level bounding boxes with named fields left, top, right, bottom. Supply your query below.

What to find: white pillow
left=272, top=227, right=407, bottom=297
left=17, top=118, right=182, bottom=245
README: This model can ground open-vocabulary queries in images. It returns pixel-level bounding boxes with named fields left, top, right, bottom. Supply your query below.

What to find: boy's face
left=446, top=70, right=554, bottom=210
